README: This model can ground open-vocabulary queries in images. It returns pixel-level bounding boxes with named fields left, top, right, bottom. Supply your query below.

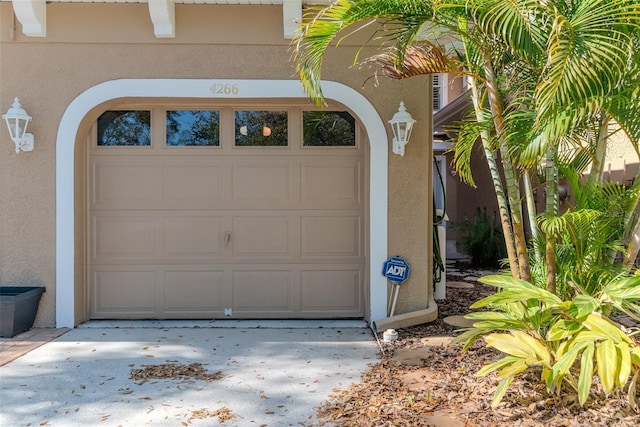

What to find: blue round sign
left=382, top=256, right=410, bottom=284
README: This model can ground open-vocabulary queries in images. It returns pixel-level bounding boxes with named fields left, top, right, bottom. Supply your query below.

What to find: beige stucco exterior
left=0, top=3, right=436, bottom=328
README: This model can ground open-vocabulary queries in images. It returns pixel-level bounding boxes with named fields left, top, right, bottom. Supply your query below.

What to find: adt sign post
left=382, top=256, right=410, bottom=316
left=382, top=256, right=410, bottom=284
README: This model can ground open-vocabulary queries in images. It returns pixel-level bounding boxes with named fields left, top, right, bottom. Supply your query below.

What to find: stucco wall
left=0, top=3, right=433, bottom=326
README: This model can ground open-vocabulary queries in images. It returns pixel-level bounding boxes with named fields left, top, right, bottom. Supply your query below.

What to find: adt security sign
left=382, top=256, right=410, bottom=284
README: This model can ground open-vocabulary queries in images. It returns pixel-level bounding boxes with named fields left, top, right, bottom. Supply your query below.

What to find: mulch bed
left=309, top=264, right=640, bottom=426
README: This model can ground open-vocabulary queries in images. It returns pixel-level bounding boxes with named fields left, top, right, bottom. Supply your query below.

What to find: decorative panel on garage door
left=163, top=215, right=223, bottom=259
left=88, top=105, right=365, bottom=319
left=163, top=270, right=224, bottom=314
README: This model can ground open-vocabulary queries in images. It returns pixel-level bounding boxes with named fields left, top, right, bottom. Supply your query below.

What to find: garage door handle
left=224, top=231, right=231, bottom=246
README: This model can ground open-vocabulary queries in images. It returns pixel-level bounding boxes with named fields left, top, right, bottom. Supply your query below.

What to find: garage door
left=88, top=104, right=366, bottom=319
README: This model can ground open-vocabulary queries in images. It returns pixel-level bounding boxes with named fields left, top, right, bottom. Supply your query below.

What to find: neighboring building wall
left=436, top=79, right=638, bottom=257
left=595, top=131, right=639, bottom=187
left=433, top=73, right=500, bottom=250
left=0, top=3, right=434, bottom=327
left=445, top=147, right=499, bottom=245
left=570, top=130, right=640, bottom=207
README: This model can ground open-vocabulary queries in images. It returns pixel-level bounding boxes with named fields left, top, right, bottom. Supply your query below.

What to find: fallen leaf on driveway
left=187, top=407, right=236, bottom=424
left=129, top=363, right=223, bottom=384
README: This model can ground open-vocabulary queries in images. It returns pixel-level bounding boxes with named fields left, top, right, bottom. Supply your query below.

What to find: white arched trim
left=56, top=79, right=388, bottom=327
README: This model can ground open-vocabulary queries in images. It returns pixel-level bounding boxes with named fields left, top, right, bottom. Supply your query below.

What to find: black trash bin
left=0, top=286, right=46, bottom=338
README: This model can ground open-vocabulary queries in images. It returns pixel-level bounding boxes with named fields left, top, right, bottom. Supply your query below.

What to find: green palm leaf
left=451, top=118, right=493, bottom=186
left=293, top=0, right=437, bottom=102
left=470, top=0, right=546, bottom=65
left=536, top=0, right=640, bottom=120
left=361, top=44, right=463, bottom=80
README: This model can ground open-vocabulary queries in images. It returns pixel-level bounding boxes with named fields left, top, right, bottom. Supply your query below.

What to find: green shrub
left=455, top=274, right=640, bottom=408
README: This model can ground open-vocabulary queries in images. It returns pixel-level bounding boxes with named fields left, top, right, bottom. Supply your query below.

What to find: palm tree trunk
left=624, top=214, right=640, bottom=268
left=483, top=60, right=530, bottom=281
left=468, top=81, right=518, bottom=276
left=623, top=176, right=640, bottom=267
left=523, top=170, right=542, bottom=260
left=545, top=146, right=558, bottom=294
left=588, top=113, right=609, bottom=186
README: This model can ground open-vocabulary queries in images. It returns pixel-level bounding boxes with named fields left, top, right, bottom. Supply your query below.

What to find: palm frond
left=469, top=0, right=546, bottom=67
left=292, top=0, right=437, bottom=102
left=536, top=0, right=640, bottom=120
left=557, top=148, right=592, bottom=179
left=601, top=88, right=640, bottom=154
left=360, top=44, right=467, bottom=81
left=502, top=105, right=538, bottom=166
left=451, top=118, right=494, bottom=186
left=538, top=206, right=628, bottom=295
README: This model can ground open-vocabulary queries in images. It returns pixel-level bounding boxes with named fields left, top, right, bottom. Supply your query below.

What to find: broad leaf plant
left=455, top=274, right=640, bottom=408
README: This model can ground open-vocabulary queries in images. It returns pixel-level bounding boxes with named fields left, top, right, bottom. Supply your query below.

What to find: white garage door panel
left=164, top=216, right=224, bottom=258
left=164, top=270, right=224, bottom=313
left=301, top=215, right=360, bottom=257
left=232, top=270, right=293, bottom=313
left=93, top=215, right=158, bottom=261
left=89, top=107, right=365, bottom=319
left=92, top=161, right=156, bottom=208
left=301, top=159, right=361, bottom=207
left=232, top=216, right=293, bottom=257
left=164, top=165, right=222, bottom=204
left=93, top=270, right=157, bottom=315
left=301, top=270, right=362, bottom=312
left=232, top=162, right=292, bottom=207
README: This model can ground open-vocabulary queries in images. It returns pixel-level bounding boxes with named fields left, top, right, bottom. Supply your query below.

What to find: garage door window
left=235, top=110, right=288, bottom=147
left=166, top=110, right=220, bottom=146
left=97, top=110, right=151, bottom=146
left=303, top=111, right=356, bottom=147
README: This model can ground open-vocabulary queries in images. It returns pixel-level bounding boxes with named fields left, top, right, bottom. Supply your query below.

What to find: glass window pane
left=235, top=110, right=288, bottom=146
left=166, top=110, right=220, bottom=146
left=303, top=111, right=356, bottom=146
left=97, top=110, right=151, bottom=146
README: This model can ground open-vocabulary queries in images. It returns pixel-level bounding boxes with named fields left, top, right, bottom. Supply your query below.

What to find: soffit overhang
left=433, top=90, right=472, bottom=133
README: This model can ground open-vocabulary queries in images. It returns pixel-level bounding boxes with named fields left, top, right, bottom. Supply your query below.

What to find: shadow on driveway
left=0, top=324, right=377, bottom=426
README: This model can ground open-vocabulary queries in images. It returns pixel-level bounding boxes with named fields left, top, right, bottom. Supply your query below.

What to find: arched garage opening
left=56, top=79, right=388, bottom=327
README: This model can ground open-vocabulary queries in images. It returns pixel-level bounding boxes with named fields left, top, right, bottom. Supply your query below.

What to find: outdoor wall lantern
left=3, top=98, right=34, bottom=153
left=389, top=101, right=416, bottom=156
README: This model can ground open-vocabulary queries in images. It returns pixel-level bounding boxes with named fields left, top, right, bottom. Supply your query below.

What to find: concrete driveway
left=0, top=321, right=377, bottom=426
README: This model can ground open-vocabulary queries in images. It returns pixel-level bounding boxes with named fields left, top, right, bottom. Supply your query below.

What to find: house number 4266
left=210, top=83, right=240, bottom=95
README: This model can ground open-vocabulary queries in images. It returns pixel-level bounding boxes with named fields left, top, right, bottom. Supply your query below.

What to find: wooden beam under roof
left=12, top=0, right=46, bottom=37
left=282, top=0, right=301, bottom=39
left=8, top=0, right=333, bottom=38
left=148, top=0, right=175, bottom=38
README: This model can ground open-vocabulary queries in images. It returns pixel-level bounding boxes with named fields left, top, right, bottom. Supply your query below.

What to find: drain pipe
left=372, top=305, right=438, bottom=333
left=369, top=323, right=386, bottom=356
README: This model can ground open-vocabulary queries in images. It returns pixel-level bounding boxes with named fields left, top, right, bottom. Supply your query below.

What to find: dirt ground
left=309, top=264, right=640, bottom=427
